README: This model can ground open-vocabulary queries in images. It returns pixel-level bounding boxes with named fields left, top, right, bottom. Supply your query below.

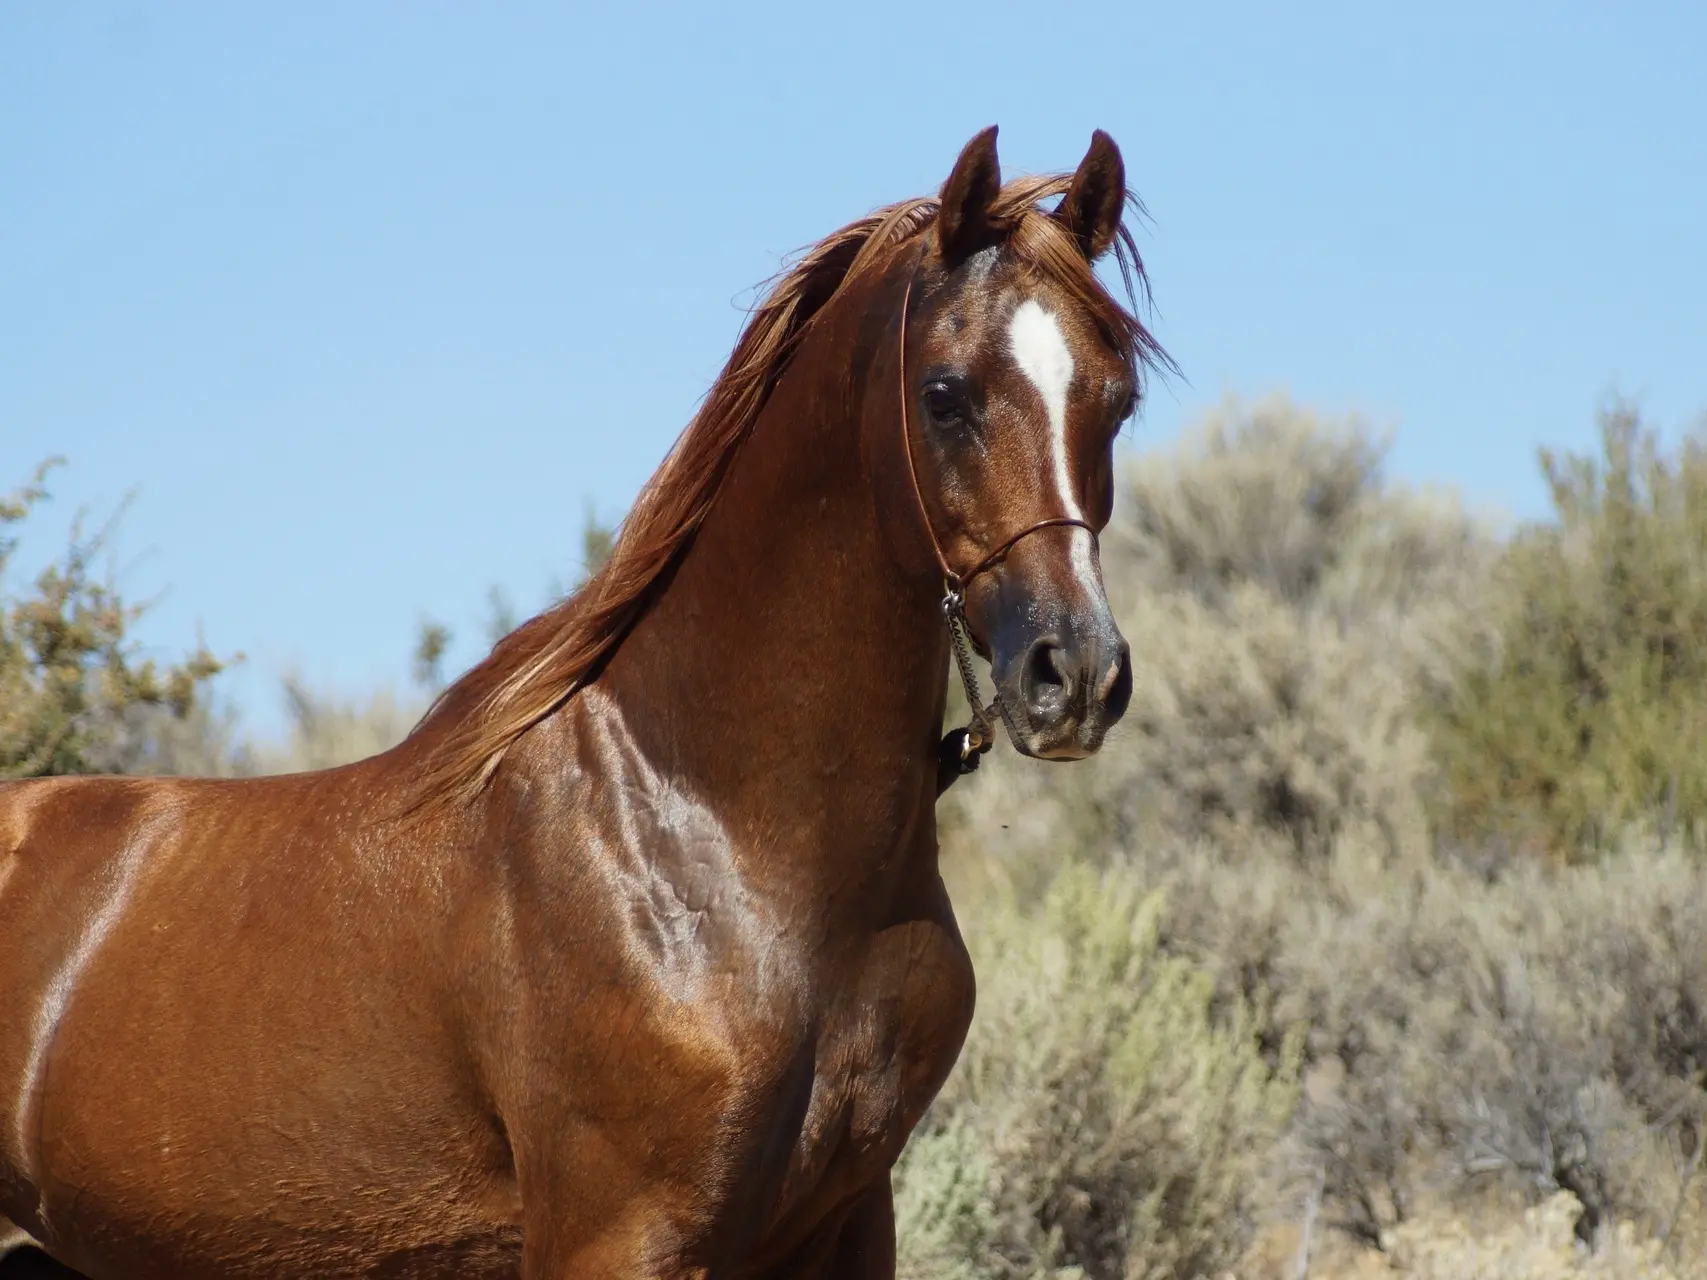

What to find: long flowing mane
left=405, top=173, right=1170, bottom=812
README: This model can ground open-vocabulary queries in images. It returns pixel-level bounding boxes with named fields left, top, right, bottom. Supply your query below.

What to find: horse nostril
left=1099, top=643, right=1133, bottom=721
left=1021, top=637, right=1074, bottom=716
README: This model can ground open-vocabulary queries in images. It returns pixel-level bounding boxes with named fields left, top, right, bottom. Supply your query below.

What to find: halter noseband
left=896, top=269, right=1098, bottom=783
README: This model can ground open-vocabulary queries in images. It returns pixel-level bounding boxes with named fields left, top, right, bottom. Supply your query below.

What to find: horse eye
left=924, top=384, right=963, bottom=423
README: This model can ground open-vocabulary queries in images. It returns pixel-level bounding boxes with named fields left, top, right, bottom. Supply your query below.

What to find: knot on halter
left=896, top=271, right=1098, bottom=796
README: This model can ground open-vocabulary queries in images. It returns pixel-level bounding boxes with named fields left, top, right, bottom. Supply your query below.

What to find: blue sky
left=4, top=2, right=1704, bottom=734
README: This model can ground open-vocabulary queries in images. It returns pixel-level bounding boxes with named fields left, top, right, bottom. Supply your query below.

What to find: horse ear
left=935, top=126, right=1002, bottom=262
left=1054, top=129, right=1126, bottom=260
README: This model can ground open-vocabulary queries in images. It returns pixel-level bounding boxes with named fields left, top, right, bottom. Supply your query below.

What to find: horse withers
left=0, top=125, right=1165, bottom=1278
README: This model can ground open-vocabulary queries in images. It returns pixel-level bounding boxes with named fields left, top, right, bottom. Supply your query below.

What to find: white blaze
left=1008, top=298, right=1099, bottom=590
left=1007, top=299, right=1078, bottom=518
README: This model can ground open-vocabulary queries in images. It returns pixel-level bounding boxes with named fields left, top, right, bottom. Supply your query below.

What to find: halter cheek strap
left=895, top=272, right=1098, bottom=783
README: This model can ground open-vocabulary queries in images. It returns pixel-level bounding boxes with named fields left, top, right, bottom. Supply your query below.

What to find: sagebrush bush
left=940, top=398, right=1707, bottom=1271
left=1369, top=1192, right=1682, bottom=1279
left=894, top=861, right=1298, bottom=1280
left=250, top=674, right=420, bottom=774
left=1432, top=402, right=1707, bottom=860
left=951, top=825, right=1707, bottom=1266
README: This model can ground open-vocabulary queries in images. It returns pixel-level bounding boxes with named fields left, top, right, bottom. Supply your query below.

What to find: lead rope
left=943, top=581, right=1000, bottom=763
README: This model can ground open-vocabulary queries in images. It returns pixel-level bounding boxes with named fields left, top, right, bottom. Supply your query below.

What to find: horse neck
left=583, top=261, right=950, bottom=891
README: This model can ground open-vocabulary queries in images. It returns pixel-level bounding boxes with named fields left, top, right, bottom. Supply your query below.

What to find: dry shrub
left=894, top=1117, right=1000, bottom=1280
left=894, top=861, right=1298, bottom=1280
left=249, top=675, right=419, bottom=774
left=1334, top=1192, right=1682, bottom=1280
left=937, top=398, right=1707, bottom=1269
left=0, top=461, right=222, bottom=779
left=1118, top=583, right=1433, bottom=862
left=1432, top=403, right=1707, bottom=860
left=94, top=676, right=421, bottom=779
left=82, top=693, right=256, bottom=777
left=949, top=822, right=1707, bottom=1267
left=1031, top=836, right=1707, bottom=1256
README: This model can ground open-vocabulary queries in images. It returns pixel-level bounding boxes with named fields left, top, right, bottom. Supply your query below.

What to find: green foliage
left=412, top=618, right=453, bottom=691
left=0, top=461, right=222, bottom=779
left=893, top=1117, right=999, bottom=1280
left=1432, top=402, right=1707, bottom=860
left=894, top=861, right=1299, bottom=1280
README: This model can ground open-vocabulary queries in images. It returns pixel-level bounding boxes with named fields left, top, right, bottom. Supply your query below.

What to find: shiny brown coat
left=0, top=126, right=1162, bottom=1278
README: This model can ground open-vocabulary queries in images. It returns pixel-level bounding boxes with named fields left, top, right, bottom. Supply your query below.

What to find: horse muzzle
left=982, top=585, right=1132, bottom=761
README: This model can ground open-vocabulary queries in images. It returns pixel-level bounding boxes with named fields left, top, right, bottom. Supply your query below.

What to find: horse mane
left=404, top=172, right=1170, bottom=813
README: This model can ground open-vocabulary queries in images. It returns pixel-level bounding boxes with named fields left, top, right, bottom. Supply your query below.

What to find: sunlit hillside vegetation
left=9, top=395, right=1707, bottom=1277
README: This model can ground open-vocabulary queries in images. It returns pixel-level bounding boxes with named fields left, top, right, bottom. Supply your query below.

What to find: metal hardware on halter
left=896, top=260, right=1098, bottom=788
left=941, top=578, right=998, bottom=753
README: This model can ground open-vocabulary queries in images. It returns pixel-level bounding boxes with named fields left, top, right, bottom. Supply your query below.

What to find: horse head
left=894, top=126, right=1163, bottom=760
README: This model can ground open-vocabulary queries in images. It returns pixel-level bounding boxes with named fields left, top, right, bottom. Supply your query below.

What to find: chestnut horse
left=0, top=126, right=1164, bottom=1278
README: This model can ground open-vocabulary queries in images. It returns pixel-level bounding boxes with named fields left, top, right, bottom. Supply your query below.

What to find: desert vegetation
left=8, top=394, right=1707, bottom=1276
left=910, top=396, right=1707, bottom=1277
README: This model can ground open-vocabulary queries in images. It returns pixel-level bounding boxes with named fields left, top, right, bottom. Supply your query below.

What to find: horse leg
left=752, top=1179, right=896, bottom=1280
left=820, top=1178, right=896, bottom=1280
